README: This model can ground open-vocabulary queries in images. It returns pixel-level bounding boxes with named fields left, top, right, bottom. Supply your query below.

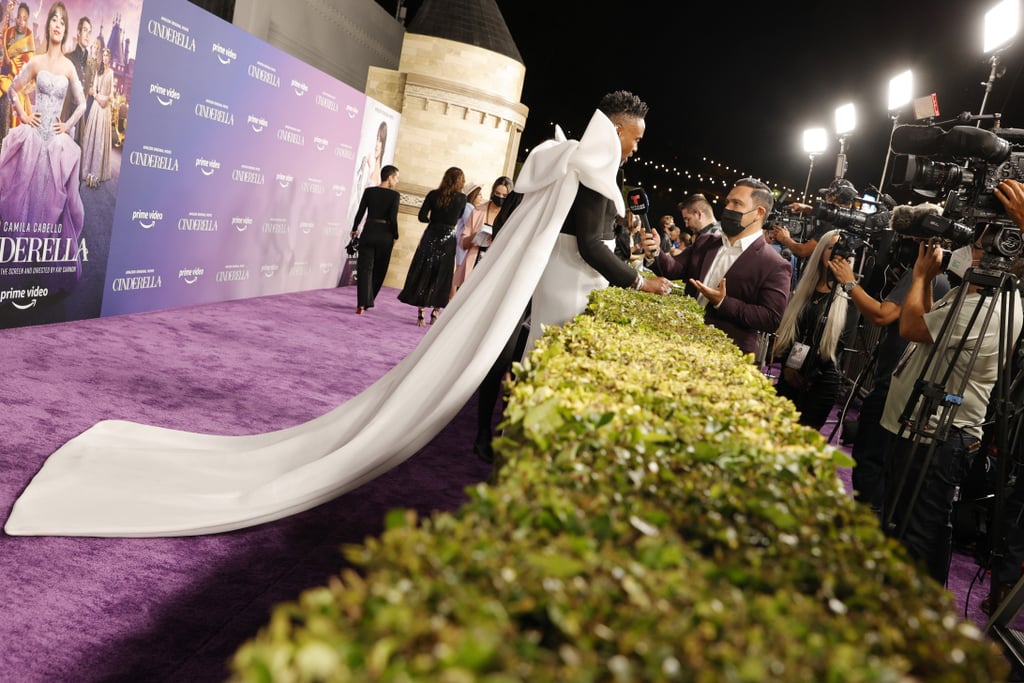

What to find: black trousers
left=355, top=227, right=394, bottom=309
left=883, top=428, right=981, bottom=584
left=851, top=382, right=891, bottom=512
left=476, top=303, right=531, bottom=444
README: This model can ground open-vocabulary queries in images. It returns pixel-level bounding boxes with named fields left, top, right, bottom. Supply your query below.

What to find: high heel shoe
left=430, top=308, right=440, bottom=324
left=417, top=309, right=425, bottom=327
left=356, top=306, right=364, bottom=315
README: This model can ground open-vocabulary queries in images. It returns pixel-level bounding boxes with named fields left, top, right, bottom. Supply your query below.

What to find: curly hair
left=597, top=91, right=649, bottom=121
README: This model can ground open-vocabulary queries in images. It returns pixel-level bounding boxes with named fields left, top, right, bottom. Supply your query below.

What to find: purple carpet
left=0, top=286, right=493, bottom=682
left=0, top=287, right=1015, bottom=680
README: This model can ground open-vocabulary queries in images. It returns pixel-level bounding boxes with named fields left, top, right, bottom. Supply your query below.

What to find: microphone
left=891, top=124, right=946, bottom=155
left=626, top=187, right=652, bottom=231
left=889, top=202, right=942, bottom=234
left=942, top=125, right=1011, bottom=163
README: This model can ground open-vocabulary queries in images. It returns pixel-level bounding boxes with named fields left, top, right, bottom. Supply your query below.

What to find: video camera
left=811, top=198, right=893, bottom=238
left=890, top=123, right=1024, bottom=270
left=765, top=190, right=813, bottom=239
left=817, top=185, right=895, bottom=262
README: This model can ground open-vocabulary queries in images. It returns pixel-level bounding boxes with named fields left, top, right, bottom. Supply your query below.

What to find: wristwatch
left=841, top=281, right=857, bottom=294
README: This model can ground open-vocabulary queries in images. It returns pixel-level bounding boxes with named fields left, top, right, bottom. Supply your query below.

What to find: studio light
left=834, top=103, right=855, bottom=179
left=888, top=70, right=913, bottom=111
left=803, top=127, right=827, bottom=155
left=835, top=103, right=856, bottom=137
left=979, top=0, right=1019, bottom=121
left=984, top=0, right=1018, bottom=53
left=879, top=70, right=913, bottom=191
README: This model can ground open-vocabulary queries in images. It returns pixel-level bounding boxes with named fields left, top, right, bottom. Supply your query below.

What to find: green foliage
left=229, top=286, right=1008, bottom=682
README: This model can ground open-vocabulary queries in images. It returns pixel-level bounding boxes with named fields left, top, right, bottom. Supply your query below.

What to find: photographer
left=880, top=223, right=1024, bottom=585
left=769, top=178, right=858, bottom=263
left=828, top=209, right=950, bottom=514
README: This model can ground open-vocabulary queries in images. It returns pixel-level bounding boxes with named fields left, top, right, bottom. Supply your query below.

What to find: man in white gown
left=4, top=91, right=669, bottom=537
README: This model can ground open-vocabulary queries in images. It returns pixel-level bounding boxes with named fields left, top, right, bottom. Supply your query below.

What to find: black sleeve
left=418, top=191, right=434, bottom=223
left=572, top=186, right=638, bottom=289
left=613, top=228, right=631, bottom=261
left=388, top=191, right=400, bottom=239
left=352, top=190, right=370, bottom=231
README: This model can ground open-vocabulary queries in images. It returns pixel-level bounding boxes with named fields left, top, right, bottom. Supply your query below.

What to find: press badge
left=785, top=342, right=811, bottom=369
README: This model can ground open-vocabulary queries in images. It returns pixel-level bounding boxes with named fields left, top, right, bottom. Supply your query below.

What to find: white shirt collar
left=719, top=230, right=761, bottom=252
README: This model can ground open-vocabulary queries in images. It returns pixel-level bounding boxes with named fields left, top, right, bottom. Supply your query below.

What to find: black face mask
left=719, top=208, right=755, bottom=237
left=491, top=195, right=505, bottom=206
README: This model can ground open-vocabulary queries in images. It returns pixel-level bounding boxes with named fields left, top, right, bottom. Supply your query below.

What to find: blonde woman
left=773, top=229, right=854, bottom=429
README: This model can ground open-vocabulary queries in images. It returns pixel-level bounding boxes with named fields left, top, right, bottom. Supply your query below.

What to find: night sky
left=376, top=0, right=1024, bottom=215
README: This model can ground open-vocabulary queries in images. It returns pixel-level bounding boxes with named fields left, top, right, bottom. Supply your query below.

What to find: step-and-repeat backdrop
left=0, top=0, right=399, bottom=327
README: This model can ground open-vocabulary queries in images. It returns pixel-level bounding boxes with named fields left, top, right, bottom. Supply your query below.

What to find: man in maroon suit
left=642, top=177, right=792, bottom=356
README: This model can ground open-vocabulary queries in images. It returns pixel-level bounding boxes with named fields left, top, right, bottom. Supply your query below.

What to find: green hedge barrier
left=229, top=286, right=1009, bottom=682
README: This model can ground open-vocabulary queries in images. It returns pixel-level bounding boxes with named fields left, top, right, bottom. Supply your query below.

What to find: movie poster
left=0, top=0, right=141, bottom=327
left=339, top=96, right=401, bottom=285
left=0, top=0, right=402, bottom=326
left=99, top=0, right=363, bottom=315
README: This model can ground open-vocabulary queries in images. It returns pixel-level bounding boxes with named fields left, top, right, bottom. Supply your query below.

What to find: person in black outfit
left=474, top=90, right=672, bottom=461
left=350, top=164, right=400, bottom=314
left=398, top=166, right=468, bottom=326
left=473, top=191, right=528, bottom=462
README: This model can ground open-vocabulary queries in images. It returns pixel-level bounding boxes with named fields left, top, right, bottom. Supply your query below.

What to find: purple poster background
left=100, top=0, right=377, bottom=316
left=0, top=0, right=142, bottom=327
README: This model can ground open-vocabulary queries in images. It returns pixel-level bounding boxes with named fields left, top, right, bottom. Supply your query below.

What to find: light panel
left=984, top=0, right=1018, bottom=53
left=803, top=128, right=828, bottom=154
left=888, top=70, right=913, bottom=111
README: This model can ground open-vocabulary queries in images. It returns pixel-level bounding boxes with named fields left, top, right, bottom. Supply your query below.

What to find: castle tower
left=364, top=0, right=528, bottom=289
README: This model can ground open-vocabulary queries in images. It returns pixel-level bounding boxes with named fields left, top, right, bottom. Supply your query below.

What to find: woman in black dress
left=398, top=166, right=468, bottom=326
left=350, top=165, right=400, bottom=313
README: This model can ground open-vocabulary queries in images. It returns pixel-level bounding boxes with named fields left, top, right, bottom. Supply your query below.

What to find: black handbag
left=345, top=236, right=360, bottom=256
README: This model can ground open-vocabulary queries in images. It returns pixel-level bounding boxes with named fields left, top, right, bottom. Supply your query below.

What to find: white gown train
left=3, top=110, right=626, bottom=537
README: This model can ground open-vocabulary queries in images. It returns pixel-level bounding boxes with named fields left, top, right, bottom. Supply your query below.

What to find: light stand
left=834, top=134, right=850, bottom=180
left=978, top=0, right=1018, bottom=124
left=977, top=51, right=1007, bottom=124
left=878, top=117, right=899, bottom=193
left=803, top=153, right=819, bottom=203
left=879, top=70, right=913, bottom=192
left=801, top=127, right=827, bottom=203
left=834, top=103, right=856, bottom=181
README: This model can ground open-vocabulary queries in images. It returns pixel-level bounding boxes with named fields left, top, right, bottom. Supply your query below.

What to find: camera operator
left=827, top=218, right=951, bottom=514
left=769, top=178, right=858, bottom=264
left=979, top=178, right=1024, bottom=612
left=880, top=208, right=1024, bottom=585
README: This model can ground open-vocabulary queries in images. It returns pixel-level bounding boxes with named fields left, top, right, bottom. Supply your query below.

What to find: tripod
left=882, top=264, right=1020, bottom=584
left=827, top=237, right=891, bottom=444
